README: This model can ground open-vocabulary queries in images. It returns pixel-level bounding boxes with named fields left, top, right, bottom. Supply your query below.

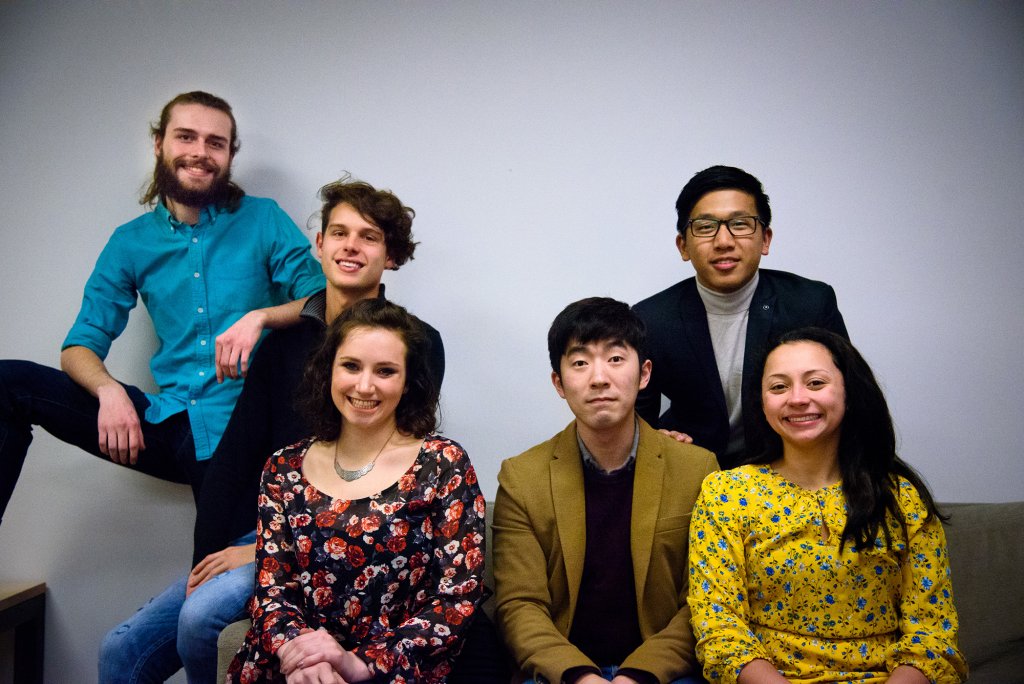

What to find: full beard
left=154, top=154, right=232, bottom=208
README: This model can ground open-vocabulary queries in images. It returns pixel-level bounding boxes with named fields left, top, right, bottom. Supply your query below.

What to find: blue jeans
left=98, top=532, right=257, bottom=684
left=0, top=360, right=203, bottom=524
left=524, top=665, right=707, bottom=683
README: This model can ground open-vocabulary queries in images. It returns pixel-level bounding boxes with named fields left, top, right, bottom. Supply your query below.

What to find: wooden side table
left=0, top=582, right=45, bottom=684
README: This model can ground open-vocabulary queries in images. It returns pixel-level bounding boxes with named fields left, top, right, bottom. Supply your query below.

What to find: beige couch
left=218, top=501, right=1024, bottom=683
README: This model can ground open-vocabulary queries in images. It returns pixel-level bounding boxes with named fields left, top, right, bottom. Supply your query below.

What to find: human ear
left=551, top=371, right=566, bottom=399
left=675, top=233, right=691, bottom=262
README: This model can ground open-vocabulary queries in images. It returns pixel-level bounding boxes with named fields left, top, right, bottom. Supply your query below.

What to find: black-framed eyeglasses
left=686, top=216, right=763, bottom=238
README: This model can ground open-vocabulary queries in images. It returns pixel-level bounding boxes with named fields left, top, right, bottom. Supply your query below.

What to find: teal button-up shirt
left=63, top=195, right=324, bottom=460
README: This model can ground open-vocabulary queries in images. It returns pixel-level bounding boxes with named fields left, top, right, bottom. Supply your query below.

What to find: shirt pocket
left=650, top=513, right=692, bottom=594
left=207, top=270, right=271, bottom=319
left=654, top=513, right=691, bottom=534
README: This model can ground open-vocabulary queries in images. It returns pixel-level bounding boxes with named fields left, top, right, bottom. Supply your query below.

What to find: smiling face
left=552, top=339, right=651, bottom=437
left=153, top=103, right=233, bottom=208
left=762, top=341, right=846, bottom=455
left=317, top=202, right=394, bottom=299
left=331, top=326, right=407, bottom=432
left=676, top=189, right=772, bottom=293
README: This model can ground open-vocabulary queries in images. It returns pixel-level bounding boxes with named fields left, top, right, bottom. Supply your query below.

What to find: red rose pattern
left=227, top=435, right=485, bottom=684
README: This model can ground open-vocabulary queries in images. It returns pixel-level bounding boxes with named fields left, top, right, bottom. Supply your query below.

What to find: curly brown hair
left=299, top=299, right=438, bottom=441
left=316, top=176, right=417, bottom=269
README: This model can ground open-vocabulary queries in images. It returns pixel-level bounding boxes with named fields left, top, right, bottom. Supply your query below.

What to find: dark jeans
left=449, top=611, right=512, bottom=684
left=0, top=360, right=204, bottom=524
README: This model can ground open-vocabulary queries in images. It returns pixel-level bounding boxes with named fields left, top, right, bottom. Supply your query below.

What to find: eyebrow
left=766, top=368, right=832, bottom=380
left=692, top=210, right=755, bottom=220
left=564, top=344, right=589, bottom=357
left=171, top=126, right=229, bottom=145
left=337, top=355, right=402, bottom=367
left=564, top=339, right=629, bottom=356
left=326, top=222, right=384, bottom=235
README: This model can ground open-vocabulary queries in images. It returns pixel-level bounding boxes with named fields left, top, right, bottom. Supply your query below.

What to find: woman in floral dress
left=228, top=299, right=485, bottom=684
left=688, top=328, right=966, bottom=684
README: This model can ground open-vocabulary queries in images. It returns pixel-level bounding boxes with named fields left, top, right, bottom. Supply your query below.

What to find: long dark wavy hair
left=745, top=327, right=945, bottom=552
left=299, top=299, right=439, bottom=442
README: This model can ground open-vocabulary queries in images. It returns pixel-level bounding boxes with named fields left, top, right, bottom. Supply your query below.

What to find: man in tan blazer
left=493, top=297, right=718, bottom=684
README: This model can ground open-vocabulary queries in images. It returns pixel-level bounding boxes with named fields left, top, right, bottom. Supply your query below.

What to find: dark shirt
left=191, top=287, right=444, bottom=565
left=568, top=463, right=642, bottom=666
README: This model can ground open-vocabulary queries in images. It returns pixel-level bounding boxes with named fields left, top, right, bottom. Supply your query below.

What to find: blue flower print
left=686, top=466, right=965, bottom=683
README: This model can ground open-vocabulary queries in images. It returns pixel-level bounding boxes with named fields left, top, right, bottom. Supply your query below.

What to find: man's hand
left=60, top=346, right=146, bottom=465
left=572, top=675, right=643, bottom=684
left=96, top=383, right=146, bottom=464
left=657, top=428, right=693, bottom=443
left=215, top=298, right=310, bottom=382
left=186, top=543, right=256, bottom=597
left=215, top=310, right=268, bottom=382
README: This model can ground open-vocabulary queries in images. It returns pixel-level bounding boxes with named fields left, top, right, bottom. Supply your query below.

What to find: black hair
left=547, top=297, right=647, bottom=376
left=675, top=165, right=771, bottom=237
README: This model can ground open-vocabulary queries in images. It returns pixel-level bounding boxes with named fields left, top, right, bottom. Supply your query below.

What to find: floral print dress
left=227, top=434, right=486, bottom=684
left=688, top=466, right=967, bottom=684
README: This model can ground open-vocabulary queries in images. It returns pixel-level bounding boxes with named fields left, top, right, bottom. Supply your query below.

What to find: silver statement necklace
left=333, top=427, right=396, bottom=482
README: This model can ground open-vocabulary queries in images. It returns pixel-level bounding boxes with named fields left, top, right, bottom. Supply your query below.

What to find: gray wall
left=1, top=1, right=1021, bottom=682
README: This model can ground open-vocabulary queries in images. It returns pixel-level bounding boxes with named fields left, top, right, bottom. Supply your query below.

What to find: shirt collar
left=301, top=283, right=388, bottom=327
left=578, top=418, right=640, bottom=474
left=154, top=200, right=221, bottom=231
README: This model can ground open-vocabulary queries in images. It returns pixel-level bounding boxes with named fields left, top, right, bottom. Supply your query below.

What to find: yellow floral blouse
left=688, top=466, right=967, bottom=683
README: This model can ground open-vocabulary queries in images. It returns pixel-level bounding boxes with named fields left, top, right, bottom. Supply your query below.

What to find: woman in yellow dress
left=688, top=327, right=966, bottom=684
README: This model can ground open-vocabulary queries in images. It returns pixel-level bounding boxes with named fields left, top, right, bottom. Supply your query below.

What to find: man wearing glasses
left=633, top=165, right=848, bottom=468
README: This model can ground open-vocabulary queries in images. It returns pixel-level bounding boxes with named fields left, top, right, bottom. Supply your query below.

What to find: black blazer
left=633, top=269, right=848, bottom=468
left=191, top=287, right=444, bottom=566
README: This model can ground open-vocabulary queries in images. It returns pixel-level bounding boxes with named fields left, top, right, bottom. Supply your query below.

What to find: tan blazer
left=493, top=418, right=718, bottom=684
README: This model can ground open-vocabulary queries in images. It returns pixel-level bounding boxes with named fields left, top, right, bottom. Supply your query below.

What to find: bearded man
left=0, top=91, right=323, bottom=523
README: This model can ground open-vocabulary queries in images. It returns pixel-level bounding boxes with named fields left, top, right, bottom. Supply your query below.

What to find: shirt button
left=192, top=237, right=198, bottom=243
left=200, top=339, right=207, bottom=346
left=199, top=371, right=205, bottom=377
left=197, top=307, right=204, bottom=313
left=194, top=272, right=200, bottom=278
left=190, top=399, right=197, bottom=406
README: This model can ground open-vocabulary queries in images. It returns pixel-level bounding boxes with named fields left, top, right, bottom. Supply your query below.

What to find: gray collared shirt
left=577, top=418, right=640, bottom=474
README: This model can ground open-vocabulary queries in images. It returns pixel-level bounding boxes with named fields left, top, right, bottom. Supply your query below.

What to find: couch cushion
left=942, top=501, right=1024, bottom=683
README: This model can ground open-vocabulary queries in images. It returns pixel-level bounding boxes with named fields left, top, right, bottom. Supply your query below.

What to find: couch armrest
left=941, top=501, right=1024, bottom=683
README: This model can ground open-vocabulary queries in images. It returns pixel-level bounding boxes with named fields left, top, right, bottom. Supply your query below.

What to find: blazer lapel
left=550, top=423, right=587, bottom=615
left=744, top=274, right=777, bottom=375
left=630, top=422, right=665, bottom=605
left=677, top=281, right=727, bottom=414
left=742, top=275, right=777, bottom=447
